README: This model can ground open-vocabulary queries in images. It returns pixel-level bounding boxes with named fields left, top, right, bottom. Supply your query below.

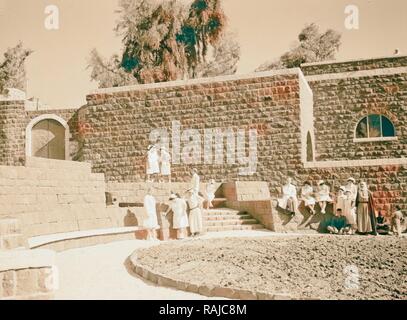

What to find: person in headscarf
left=163, top=193, right=189, bottom=240
left=344, top=177, right=358, bottom=213
left=143, top=188, right=159, bottom=240
left=336, top=187, right=356, bottom=228
left=316, top=180, right=332, bottom=214
left=355, top=181, right=377, bottom=235
left=278, top=177, right=298, bottom=216
left=146, top=144, right=160, bottom=182
left=300, top=181, right=316, bottom=214
left=160, top=147, right=171, bottom=183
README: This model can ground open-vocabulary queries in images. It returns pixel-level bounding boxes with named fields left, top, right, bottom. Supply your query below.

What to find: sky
left=0, top=0, right=406, bottom=108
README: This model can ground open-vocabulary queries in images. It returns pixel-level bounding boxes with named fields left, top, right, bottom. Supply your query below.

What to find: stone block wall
left=0, top=99, right=79, bottom=166
left=306, top=71, right=407, bottom=162
left=82, top=70, right=303, bottom=186
left=0, top=157, right=113, bottom=238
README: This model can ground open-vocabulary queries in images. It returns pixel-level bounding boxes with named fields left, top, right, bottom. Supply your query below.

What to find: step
left=203, top=208, right=246, bottom=216
left=203, top=214, right=253, bottom=221
left=204, top=219, right=259, bottom=227
left=204, top=224, right=264, bottom=232
left=0, top=219, right=21, bottom=236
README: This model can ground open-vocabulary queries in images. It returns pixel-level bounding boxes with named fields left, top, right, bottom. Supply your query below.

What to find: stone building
left=0, top=54, right=406, bottom=241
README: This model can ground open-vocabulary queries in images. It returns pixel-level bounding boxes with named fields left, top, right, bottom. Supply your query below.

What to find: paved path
left=53, top=229, right=331, bottom=300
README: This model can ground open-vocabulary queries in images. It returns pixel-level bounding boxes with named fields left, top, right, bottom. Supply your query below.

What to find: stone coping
left=304, top=158, right=407, bottom=169
left=301, top=54, right=407, bottom=67
left=89, top=68, right=302, bottom=95
left=28, top=227, right=142, bottom=249
left=129, top=250, right=300, bottom=300
left=305, top=66, right=407, bottom=82
left=0, top=249, right=56, bottom=272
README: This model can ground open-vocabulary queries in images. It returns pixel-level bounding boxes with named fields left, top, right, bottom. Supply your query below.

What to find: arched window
left=355, top=114, right=396, bottom=141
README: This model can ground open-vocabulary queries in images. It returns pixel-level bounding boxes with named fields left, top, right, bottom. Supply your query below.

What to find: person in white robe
left=344, top=177, right=358, bottom=218
left=205, top=179, right=216, bottom=209
left=187, top=190, right=204, bottom=236
left=164, top=193, right=189, bottom=240
left=146, top=144, right=160, bottom=182
left=316, top=180, right=332, bottom=214
left=301, top=181, right=316, bottom=214
left=278, top=177, right=298, bottom=215
left=143, top=188, right=159, bottom=240
left=160, top=147, right=171, bottom=182
left=336, top=187, right=356, bottom=228
left=190, top=168, right=200, bottom=194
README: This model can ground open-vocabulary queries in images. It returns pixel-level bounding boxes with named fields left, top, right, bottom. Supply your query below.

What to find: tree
left=88, top=0, right=240, bottom=88
left=256, top=23, right=341, bottom=72
left=88, top=49, right=137, bottom=88
left=0, top=42, right=33, bottom=94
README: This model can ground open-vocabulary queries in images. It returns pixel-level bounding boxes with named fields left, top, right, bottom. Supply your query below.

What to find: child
left=391, top=206, right=404, bottom=237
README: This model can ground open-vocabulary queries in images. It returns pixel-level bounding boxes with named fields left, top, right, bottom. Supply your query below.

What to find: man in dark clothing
left=327, top=209, right=350, bottom=234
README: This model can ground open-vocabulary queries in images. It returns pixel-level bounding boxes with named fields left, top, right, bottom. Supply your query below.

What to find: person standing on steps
left=187, top=189, right=204, bottom=237
left=160, top=146, right=171, bottom=183
left=146, top=144, right=160, bottom=182
left=205, top=179, right=216, bottom=210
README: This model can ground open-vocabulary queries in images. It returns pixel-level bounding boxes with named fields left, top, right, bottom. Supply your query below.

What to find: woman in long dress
left=206, top=179, right=216, bottom=210
left=355, top=182, right=377, bottom=235
left=143, top=189, right=159, bottom=240
left=160, top=147, right=171, bottom=182
left=164, top=193, right=189, bottom=240
left=316, top=180, right=332, bottom=214
left=300, top=181, right=316, bottom=214
left=146, top=144, right=160, bottom=182
left=187, top=190, right=204, bottom=236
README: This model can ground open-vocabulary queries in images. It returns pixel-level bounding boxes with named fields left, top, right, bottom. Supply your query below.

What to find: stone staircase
left=0, top=218, right=26, bottom=250
left=202, top=196, right=264, bottom=232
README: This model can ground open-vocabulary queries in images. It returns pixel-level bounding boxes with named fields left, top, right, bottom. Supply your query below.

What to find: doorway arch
left=26, top=114, right=70, bottom=160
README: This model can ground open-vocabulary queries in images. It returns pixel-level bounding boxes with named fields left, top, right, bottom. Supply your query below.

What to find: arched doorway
left=26, top=114, right=69, bottom=160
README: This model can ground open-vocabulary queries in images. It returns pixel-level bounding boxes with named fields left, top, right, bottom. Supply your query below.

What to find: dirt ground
left=136, top=235, right=407, bottom=300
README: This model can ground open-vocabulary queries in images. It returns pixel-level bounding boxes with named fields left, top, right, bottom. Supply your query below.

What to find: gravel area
left=136, top=235, right=407, bottom=300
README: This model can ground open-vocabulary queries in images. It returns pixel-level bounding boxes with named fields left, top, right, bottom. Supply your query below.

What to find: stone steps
left=205, top=219, right=259, bottom=227
left=203, top=214, right=253, bottom=221
left=204, top=224, right=264, bottom=232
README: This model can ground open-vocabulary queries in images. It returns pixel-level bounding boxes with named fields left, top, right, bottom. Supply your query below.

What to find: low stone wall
left=0, top=157, right=114, bottom=238
left=0, top=249, right=57, bottom=300
left=128, top=251, right=294, bottom=300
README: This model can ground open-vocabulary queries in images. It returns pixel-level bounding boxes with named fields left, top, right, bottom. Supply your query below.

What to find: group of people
left=143, top=169, right=218, bottom=240
left=279, top=177, right=405, bottom=236
left=146, top=144, right=172, bottom=182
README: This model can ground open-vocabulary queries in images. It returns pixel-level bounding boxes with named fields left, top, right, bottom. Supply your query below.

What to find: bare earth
left=136, top=235, right=407, bottom=300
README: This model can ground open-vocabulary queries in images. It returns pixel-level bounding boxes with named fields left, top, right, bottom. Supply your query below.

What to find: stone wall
left=83, top=70, right=304, bottom=187
left=306, top=70, right=407, bottom=162
left=0, top=157, right=113, bottom=238
left=0, top=100, right=79, bottom=165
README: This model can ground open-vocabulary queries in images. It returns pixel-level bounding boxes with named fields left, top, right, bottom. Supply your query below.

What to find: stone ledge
left=0, top=249, right=55, bottom=272
left=304, top=158, right=407, bottom=169
left=128, top=251, right=305, bottom=300
left=28, top=226, right=143, bottom=249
